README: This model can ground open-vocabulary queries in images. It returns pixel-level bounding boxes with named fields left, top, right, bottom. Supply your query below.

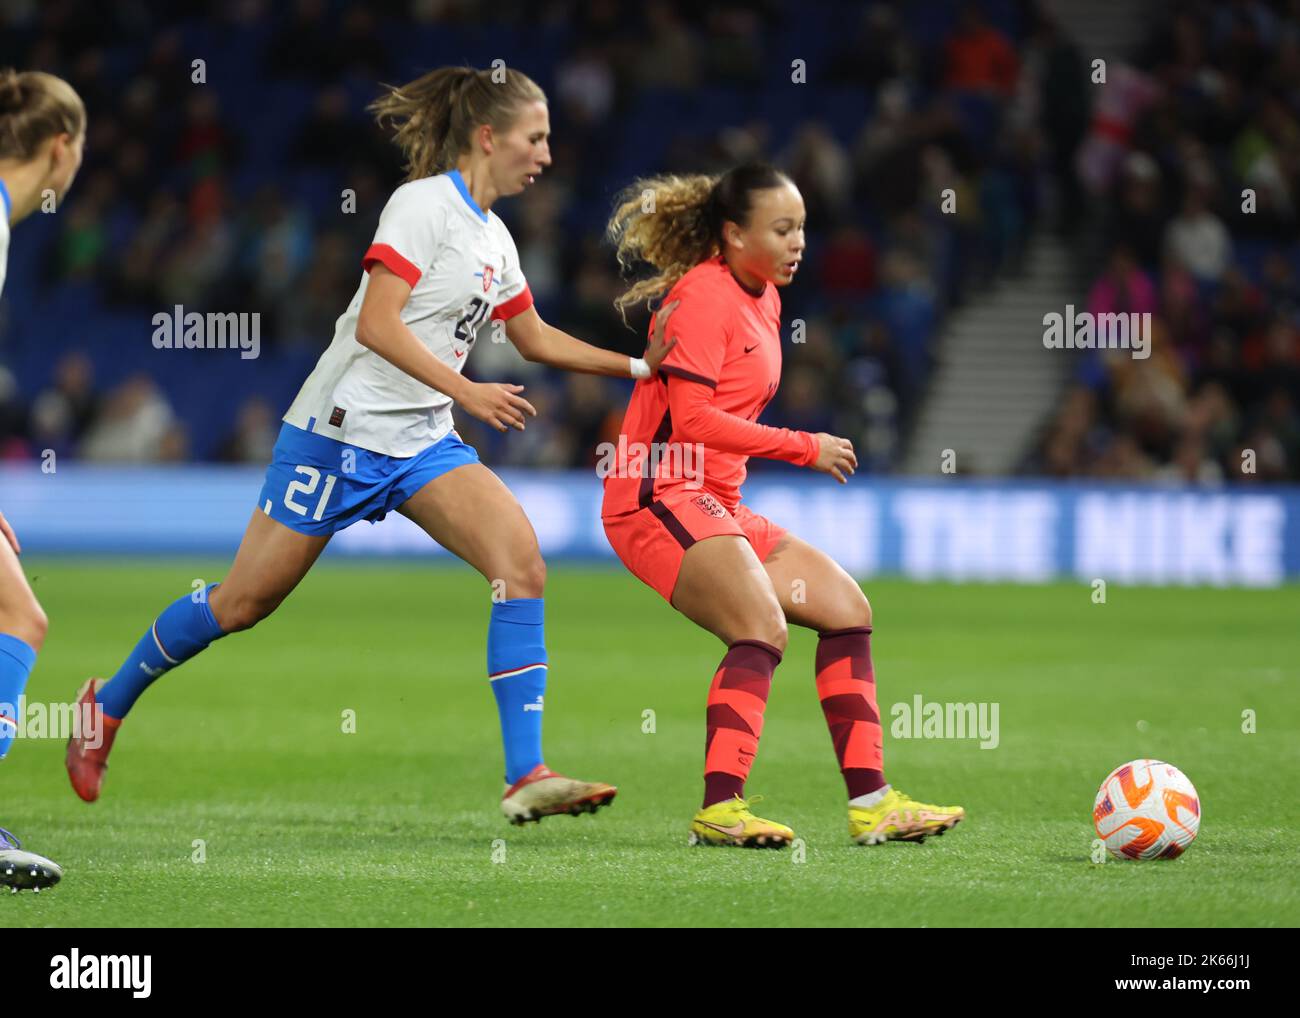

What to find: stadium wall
left=2, top=467, right=1297, bottom=587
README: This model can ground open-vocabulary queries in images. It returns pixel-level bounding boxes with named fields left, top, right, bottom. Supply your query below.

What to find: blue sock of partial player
left=488, top=598, right=548, bottom=785
left=0, top=633, right=37, bottom=760
left=96, top=584, right=228, bottom=720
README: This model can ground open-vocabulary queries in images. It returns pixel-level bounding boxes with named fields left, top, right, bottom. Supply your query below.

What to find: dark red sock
left=702, top=639, right=781, bottom=808
left=815, top=626, right=885, bottom=798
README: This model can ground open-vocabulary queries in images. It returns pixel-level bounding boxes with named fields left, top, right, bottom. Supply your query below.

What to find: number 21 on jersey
left=284, top=465, right=337, bottom=521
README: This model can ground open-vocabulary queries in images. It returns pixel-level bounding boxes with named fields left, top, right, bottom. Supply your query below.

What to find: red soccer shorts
left=602, top=485, right=787, bottom=603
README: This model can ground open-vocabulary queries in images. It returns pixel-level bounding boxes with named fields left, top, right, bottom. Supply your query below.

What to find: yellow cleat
left=849, top=788, right=965, bottom=845
left=688, top=795, right=794, bottom=849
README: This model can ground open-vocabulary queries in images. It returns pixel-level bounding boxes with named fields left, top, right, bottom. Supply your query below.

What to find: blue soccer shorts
left=256, top=422, right=480, bottom=536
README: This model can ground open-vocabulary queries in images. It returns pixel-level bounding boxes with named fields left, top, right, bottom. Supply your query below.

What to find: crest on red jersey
left=481, top=265, right=494, bottom=292
left=693, top=493, right=726, bottom=519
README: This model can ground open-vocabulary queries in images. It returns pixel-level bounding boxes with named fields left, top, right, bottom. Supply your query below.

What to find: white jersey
left=284, top=170, right=533, bottom=457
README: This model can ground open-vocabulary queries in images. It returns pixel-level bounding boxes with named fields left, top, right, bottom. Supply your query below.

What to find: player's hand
left=811, top=433, right=857, bottom=484
left=644, top=299, right=680, bottom=375
left=0, top=510, right=21, bottom=554
left=461, top=381, right=537, bottom=433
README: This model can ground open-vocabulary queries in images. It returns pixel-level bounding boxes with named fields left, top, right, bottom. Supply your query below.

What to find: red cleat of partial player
left=65, top=678, right=120, bottom=803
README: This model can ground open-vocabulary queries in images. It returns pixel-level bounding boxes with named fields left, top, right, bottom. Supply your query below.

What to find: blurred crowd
left=0, top=0, right=1060, bottom=473
left=1025, top=0, right=1300, bottom=483
left=4, top=1, right=1292, bottom=484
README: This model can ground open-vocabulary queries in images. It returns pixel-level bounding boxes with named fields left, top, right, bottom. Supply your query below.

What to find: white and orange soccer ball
left=1093, top=759, right=1201, bottom=860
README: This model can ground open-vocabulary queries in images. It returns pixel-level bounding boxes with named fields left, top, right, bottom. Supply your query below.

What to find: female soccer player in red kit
left=603, top=163, right=965, bottom=847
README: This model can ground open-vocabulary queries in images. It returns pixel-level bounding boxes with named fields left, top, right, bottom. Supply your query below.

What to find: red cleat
left=65, top=678, right=120, bottom=803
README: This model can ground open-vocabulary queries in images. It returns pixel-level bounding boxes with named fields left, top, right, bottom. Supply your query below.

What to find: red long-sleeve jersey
left=602, top=256, right=818, bottom=517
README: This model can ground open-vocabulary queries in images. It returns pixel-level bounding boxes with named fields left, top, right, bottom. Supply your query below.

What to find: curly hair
left=606, top=162, right=791, bottom=320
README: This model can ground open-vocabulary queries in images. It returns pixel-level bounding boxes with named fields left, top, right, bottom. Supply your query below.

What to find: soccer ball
left=1093, top=759, right=1200, bottom=860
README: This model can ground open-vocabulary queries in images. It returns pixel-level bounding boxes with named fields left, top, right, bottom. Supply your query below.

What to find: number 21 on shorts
left=284, top=465, right=337, bottom=521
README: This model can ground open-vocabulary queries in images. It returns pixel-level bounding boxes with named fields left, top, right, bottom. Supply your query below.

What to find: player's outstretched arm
left=504, top=301, right=677, bottom=379
left=666, top=376, right=857, bottom=482
left=357, top=264, right=537, bottom=433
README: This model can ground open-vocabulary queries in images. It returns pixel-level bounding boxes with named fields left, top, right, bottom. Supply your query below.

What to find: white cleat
left=0, top=833, right=62, bottom=892
left=500, top=764, right=617, bottom=825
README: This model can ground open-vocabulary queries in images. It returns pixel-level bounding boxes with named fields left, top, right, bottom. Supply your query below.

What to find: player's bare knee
left=211, top=593, right=275, bottom=633
left=3, top=601, right=48, bottom=652
left=28, top=602, right=48, bottom=651
left=853, top=591, right=873, bottom=629
left=747, top=604, right=788, bottom=654
left=823, top=584, right=871, bottom=632
left=504, top=554, right=546, bottom=600
left=770, top=612, right=790, bottom=653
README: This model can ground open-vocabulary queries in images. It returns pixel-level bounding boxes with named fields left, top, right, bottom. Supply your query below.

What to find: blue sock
left=97, top=584, right=227, bottom=720
left=488, top=598, right=547, bottom=784
left=0, top=633, right=37, bottom=760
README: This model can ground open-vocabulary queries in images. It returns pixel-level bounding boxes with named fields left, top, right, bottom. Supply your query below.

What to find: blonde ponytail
left=0, top=69, right=86, bottom=162
left=369, top=64, right=546, bottom=182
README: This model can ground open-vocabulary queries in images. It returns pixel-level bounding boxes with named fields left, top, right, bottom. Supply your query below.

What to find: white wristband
left=629, top=357, right=651, bottom=379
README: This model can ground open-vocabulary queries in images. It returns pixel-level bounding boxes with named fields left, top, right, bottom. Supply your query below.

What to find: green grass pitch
left=3, top=559, right=1297, bottom=927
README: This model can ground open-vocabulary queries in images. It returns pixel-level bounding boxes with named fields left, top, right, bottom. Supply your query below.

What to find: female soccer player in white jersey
left=0, top=68, right=85, bottom=891
left=66, top=65, right=673, bottom=825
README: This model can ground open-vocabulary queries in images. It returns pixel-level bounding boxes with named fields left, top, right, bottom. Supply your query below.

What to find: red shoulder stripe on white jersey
left=362, top=243, right=422, bottom=289
left=491, top=285, right=534, bottom=322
